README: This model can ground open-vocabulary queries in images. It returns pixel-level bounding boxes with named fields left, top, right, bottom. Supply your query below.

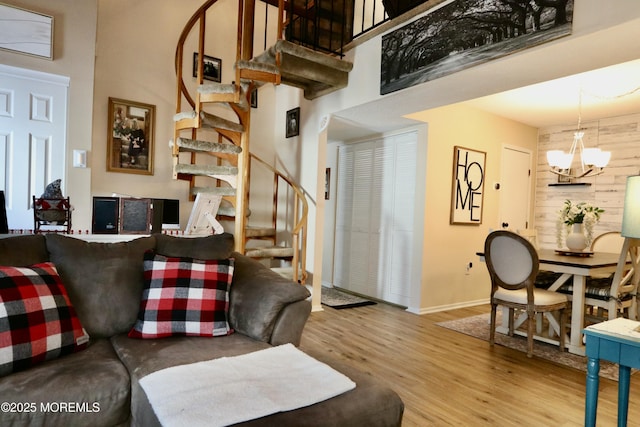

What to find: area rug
left=321, top=287, right=377, bottom=309
left=436, top=313, right=622, bottom=381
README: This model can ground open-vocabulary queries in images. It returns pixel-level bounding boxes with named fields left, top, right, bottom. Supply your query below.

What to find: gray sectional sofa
left=0, top=233, right=403, bottom=426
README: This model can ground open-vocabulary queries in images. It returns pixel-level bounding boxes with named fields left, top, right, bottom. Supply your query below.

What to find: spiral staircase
left=172, top=0, right=353, bottom=283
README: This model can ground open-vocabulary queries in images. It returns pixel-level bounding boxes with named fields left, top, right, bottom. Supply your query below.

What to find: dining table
left=478, top=248, right=624, bottom=355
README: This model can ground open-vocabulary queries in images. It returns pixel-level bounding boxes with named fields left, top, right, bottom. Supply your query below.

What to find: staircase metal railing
left=250, top=153, right=308, bottom=284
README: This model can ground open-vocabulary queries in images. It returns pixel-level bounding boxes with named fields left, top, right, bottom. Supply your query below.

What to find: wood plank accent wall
left=535, top=112, right=640, bottom=248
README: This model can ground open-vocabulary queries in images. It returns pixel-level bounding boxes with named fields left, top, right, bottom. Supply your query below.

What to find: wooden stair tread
left=200, top=111, right=244, bottom=133
left=189, top=186, right=237, bottom=197
left=251, top=40, right=353, bottom=99
left=245, top=226, right=276, bottom=238
left=176, top=137, right=242, bottom=154
left=174, top=163, right=238, bottom=176
left=245, top=246, right=294, bottom=258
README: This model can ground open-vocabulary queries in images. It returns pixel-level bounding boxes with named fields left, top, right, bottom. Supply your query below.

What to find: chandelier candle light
left=547, top=91, right=611, bottom=179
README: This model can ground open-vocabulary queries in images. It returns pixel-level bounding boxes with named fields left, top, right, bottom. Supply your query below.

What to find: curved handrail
left=251, top=153, right=308, bottom=283
left=174, top=0, right=219, bottom=111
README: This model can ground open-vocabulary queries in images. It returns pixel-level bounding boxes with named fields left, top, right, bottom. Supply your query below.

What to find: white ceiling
left=465, top=58, right=640, bottom=128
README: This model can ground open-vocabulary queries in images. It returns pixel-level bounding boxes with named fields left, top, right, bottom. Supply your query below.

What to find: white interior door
left=499, top=146, right=532, bottom=231
left=0, top=65, right=68, bottom=231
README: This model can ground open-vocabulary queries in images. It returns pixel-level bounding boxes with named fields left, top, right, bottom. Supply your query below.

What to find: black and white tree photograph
left=380, top=0, right=573, bottom=95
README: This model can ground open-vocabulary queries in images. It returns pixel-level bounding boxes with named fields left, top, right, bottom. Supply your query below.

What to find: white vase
left=566, top=223, right=588, bottom=251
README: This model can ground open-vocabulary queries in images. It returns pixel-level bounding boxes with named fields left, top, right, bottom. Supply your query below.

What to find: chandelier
left=546, top=92, right=611, bottom=179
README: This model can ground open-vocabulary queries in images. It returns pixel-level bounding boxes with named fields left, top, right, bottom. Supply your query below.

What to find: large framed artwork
left=107, top=98, right=155, bottom=175
left=0, top=3, right=53, bottom=59
left=450, top=146, right=485, bottom=225
left=381, top=0, right=574, bottom=95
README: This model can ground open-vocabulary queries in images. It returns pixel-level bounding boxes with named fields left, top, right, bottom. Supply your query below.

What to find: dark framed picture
left=107, top=98, right=155, bottom=175
left=193, top=52, right=221, bottom=82
left=250, top=88, right=258, bottom=108
left=325, top=168, right=331, bottom=200
left=286, top=107, right=300, bottom=138
left=119, top=198, right=151, bottom=234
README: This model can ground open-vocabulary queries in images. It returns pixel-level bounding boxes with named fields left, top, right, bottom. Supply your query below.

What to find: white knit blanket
left=139, top=344, right=356, bottom=427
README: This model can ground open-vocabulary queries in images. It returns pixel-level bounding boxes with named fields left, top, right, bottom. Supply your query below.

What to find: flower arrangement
left=556, top=200, right=604, bottom=248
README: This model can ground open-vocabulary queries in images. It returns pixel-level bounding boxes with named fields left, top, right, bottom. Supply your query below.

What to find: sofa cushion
left=129, top=253, right=234, bottom=339
left=0, top=262, right=89, bottom=377
left=45, top=234, right=156, bottom=338
left=0, top=339, right=131, bottom=427
left=0, top=263, right=89, bottom=376
left=0, top=234, right=49, bottom=266
left=154, top=233, right=234, bottom=260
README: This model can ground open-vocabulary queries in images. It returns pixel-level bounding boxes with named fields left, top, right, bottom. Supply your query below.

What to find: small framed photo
left=286, top=107, right=300, bottom=138
left=250, top=88, right=258, bottom=108
left=107, top=98, right=155, bottom=175
left=325, top=168, right=331, bottom=200
left=193, top=53, right=221, bottom=82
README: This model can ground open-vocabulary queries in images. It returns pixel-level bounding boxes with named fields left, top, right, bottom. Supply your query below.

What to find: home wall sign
left=0, top=3, right=54, bottom=59
left=450, top=146, right=485, bottom=225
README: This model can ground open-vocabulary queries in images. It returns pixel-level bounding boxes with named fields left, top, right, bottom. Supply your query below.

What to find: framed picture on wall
left=286, top=107, right=300, bottom=138
left=450, top=146, right=485, bottom=225
left=193, top=53, right=221, bottom=82
left=107, top=98, right=155, bottom=175
left=0, top=4, right=53, bottom=59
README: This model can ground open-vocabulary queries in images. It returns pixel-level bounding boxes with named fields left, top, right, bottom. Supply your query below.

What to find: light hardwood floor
left=299, top=302, right=640, bottom=426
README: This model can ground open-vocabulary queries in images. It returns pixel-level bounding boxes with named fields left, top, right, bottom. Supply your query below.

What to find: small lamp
left=615, top=175, right=640, bottom=283
left=621, top=175, right=640, bottom=239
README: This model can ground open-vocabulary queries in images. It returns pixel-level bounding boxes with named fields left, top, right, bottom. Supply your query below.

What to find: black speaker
left=0, top=191, right=8, bottom=233
left=92, top=197, right=119, bottom=234
left=151, top=199, right=164, bottom=234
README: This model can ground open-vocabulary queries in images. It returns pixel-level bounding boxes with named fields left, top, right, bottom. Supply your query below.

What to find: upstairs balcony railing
left=254, top=0, right=429, bottom=57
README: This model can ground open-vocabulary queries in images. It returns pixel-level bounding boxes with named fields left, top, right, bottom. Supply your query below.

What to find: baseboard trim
left=406, top=298, right=490, bottom=315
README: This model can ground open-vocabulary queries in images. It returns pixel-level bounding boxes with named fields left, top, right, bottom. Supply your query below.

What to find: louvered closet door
left=333, top=131, right=417, bottom=306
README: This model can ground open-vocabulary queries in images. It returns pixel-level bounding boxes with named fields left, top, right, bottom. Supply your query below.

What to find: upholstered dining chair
left=517, top=228, right=564, bottom=289
left=484, top=230, right=569, bottom=358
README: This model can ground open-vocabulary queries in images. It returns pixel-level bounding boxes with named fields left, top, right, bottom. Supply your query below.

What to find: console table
left=584, top=318, right=640, bottom=427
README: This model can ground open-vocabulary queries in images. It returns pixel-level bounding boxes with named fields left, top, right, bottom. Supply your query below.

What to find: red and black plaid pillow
left=128, top=252, right=234, bottom=339
left=0, top=263, right=89, bottom=377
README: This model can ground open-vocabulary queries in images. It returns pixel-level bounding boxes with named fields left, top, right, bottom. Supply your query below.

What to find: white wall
left=535, top=113, right=640, bottom=249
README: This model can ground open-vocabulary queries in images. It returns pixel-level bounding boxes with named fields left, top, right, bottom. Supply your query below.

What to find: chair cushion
left=0, top=263, right=89, bottom=377
left=557, top=275, right=627, bottom=301
left=495, top=288, right=568, bottom=305
left=128, top=253, right=234, bottom=339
